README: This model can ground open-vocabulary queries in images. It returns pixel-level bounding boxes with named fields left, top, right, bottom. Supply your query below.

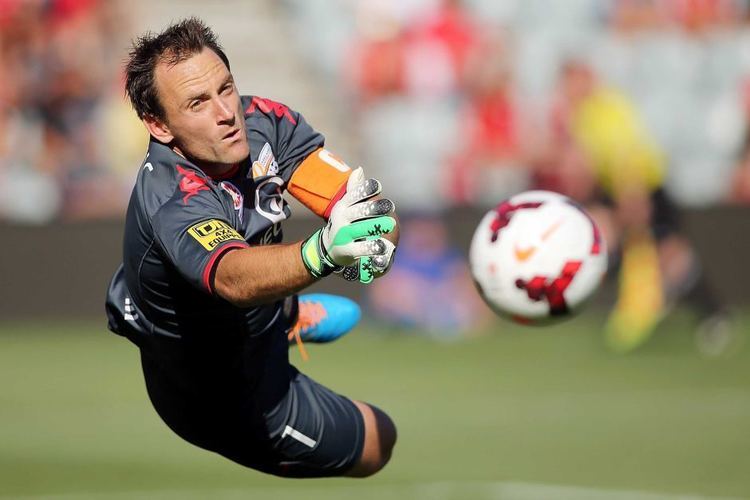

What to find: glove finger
left=338, top=238, right=387, bottom=260
left=338, top=249, right=390, bottom=284
left=346, top=166, right=364, bottom=192
left=371, top=239, right=395, bottom=272
left=346, top=198, right=395, bottom=223
left=332, top=216, right=396, bottom=245
left=336, top=259, right=377, bottom=284
left=339, top=264, right=359, bottom=281
left=344, top=177, right=382, bottom=206
left=359, top=257, right=375, bottom=284
left=371, top=255, right=388, bottom=269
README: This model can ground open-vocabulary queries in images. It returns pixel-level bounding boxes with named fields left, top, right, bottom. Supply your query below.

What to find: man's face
left=561, top=64, right=595, bottom=105
left=152, top=48, right=249, bottom=168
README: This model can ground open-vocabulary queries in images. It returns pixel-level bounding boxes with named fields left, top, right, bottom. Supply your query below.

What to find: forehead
left=154, top=48, right=230, bottom=101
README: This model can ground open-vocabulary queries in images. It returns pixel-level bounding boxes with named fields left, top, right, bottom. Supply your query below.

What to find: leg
left=253, top=368, right=395, bottom=478
left=345, top=401, right=397, bottom=477
left=586, top=203, right=620, bottom=256
left=650, top=188, right=725, bottom=317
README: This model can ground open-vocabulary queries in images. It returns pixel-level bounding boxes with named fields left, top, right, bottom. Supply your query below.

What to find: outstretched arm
left=214, top=241, right=313, bottom=307
left=214, top=167, right=396, bottom=307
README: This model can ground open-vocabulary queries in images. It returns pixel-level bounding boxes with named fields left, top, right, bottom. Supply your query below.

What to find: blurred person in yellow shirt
left=535, top=59, right=730, bottom=353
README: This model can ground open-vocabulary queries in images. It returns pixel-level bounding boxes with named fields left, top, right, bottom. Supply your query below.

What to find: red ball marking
left=489, top=201, right=543, bottom=242
left=515, top=260, right=583, bottom=316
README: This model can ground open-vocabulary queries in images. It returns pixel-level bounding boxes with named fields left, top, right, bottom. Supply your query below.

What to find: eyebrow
left=183, top=75, right=234, bottom=107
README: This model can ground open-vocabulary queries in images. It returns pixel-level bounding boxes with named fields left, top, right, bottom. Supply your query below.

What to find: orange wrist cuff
left=288, top=148, right=351, bottom=218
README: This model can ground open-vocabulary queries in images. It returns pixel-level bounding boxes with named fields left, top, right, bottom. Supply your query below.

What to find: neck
left=172, top=146, right=238, bottom=178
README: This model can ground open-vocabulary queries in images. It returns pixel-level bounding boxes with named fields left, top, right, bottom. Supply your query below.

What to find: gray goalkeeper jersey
left=105, top=96, right=323, bottom=384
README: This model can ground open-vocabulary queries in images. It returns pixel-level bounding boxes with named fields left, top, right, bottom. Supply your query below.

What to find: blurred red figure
left=728, top=77, right=750, bottom=204
left=665, top=0, right=742, bottom=32
left=347, top=0, right=480, bottom=104
left=444, top=31, right=528, bottom=205
left=345, top=5, right=405, bottom=106
left=398, top=0, right=481, bottom=98
left=609, top=0, right=743, bottom=34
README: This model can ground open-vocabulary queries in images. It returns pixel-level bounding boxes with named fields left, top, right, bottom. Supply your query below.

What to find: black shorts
left=647, top=188, right=682, bottom=241
left=139, top=328, right=365, bottom=478
left=599, top=187, right=681, bottom=241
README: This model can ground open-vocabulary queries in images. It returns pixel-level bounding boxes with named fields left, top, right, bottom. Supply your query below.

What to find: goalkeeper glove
left=301, top=167, right=396, bottom=280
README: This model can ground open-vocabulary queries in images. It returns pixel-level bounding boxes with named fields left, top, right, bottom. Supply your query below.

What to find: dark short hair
left=125, top=17, right=230, bottom=120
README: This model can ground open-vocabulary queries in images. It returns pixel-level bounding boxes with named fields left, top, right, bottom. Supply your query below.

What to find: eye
left=221, top=84, right=233, bottom=95
left=190, top=99, right=203, bottom=110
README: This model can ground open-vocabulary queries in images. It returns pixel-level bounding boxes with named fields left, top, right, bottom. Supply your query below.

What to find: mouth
left=222, top=128, right=240, bottom=141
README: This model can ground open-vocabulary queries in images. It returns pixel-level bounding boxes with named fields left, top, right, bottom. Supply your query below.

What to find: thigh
left=140, top=351, right=264, bottom=456
left=259, top=368, right=366, bottom=478
left=140, top=335, right=364, bottom=478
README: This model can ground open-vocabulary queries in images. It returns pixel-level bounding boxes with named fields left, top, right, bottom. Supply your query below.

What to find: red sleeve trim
left=323, top=183, right=348, bottom=219
left=202, top=242, right=249, bottom=293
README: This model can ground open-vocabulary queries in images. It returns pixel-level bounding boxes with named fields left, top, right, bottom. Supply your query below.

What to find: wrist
left=301, top=229, right=339, bottom=278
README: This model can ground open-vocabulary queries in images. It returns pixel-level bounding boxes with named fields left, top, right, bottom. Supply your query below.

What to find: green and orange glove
left=301, top=167, right=396, bottom=283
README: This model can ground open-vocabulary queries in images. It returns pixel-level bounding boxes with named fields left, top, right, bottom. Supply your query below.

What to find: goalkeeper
left=105, top=18, right=397, bottom=477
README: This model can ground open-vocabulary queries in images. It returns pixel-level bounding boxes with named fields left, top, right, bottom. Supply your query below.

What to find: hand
left=339, top=238, right=396, bottom=284
left=301, top=167, right=396, bottom=279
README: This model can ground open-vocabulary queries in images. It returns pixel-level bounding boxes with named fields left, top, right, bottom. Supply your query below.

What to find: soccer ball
left=469, top=190, right=607, bottom=324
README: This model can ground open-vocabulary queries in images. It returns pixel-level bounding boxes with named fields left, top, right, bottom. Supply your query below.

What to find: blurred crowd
left=0, top=0, right=143, bottom=223
left=287, top=0, right=750, bottom=209
left=3, top=0, right=750, bottom=222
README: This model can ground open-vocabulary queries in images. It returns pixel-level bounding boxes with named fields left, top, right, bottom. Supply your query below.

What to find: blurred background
left=1, top=0, right=750, bottom=498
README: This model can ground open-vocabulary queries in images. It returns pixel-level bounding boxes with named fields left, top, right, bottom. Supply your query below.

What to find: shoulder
left=241, top=95, right=324, bottom=163
left=134, top=140, right=218, bottom=217
left=242, top=95, right=300, bottom=126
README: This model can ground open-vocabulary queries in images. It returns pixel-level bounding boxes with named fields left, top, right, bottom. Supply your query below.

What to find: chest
left=217, top=139, right=289, bottom=245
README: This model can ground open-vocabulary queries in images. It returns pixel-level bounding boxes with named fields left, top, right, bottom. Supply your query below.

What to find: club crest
left=220, top=181, right=244, bottom=223
left=251, top=142, right=279, bottom=179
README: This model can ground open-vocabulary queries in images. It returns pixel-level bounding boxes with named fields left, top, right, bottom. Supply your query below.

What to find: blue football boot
left=288, top=294, right=361, bottom=359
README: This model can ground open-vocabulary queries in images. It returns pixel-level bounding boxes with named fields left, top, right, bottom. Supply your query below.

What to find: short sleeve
left=244, top=96, right=325, bottom=183
left=151, top=185, right=248, bottom=294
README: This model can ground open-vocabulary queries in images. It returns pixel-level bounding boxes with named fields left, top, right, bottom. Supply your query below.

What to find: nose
left=215, top=96, right=235, bottom=125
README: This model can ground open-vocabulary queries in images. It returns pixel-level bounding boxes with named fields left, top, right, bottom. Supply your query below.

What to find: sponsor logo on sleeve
left=251, top=142, right=279, bottom=179
left=187, top=219, right=245, bottom=251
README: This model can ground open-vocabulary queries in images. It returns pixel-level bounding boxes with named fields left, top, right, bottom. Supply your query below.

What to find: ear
left=143, top=114, right=174, bottom=144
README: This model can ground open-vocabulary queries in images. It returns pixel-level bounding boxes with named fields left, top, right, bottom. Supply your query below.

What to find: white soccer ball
left=469, top=190, right=607, bottom=324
